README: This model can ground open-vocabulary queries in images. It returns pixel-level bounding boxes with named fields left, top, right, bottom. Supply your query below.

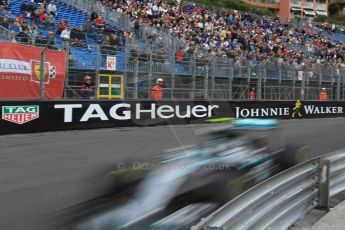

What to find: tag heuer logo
left=2, top=106, right=39, bottom=124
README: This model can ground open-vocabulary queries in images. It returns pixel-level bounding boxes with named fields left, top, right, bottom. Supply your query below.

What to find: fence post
left=229, top=61, right=233, bottom=100
left=343, top=72, right=345, bottom=100
left=171, top=51, right=176, bottom=99
left=39, top=52, right=45, bottom=100
left=337, top=73, right=341, bottom=101
left=123, top=38, right=130, bottom=99
left=319, top=68, right=323, bottom=88
left=257, top=62, right=263, bottom=101
left=63, top=43, right=70, bottom=98
left=293, top=67, right=296, bottom=100
left=191, top=53, right=196, bottom=99
left=204, top=65, right=209, bottom=100
left=39, top=25, right=59, bottom=100
left=211, top=57, right=216, bottom=100
left=94, top=45, right=101, bottom=99
left=301, top=71, right=305, bottom=101
left=247, top=62, right=251, bottom=82
left=133, top=59, right=139, bottom=99
left=148, top=52, right=153, bottom=99
left=317, top=158, right=330, bottom=211
left=331, top=73, right=335, bottom=101
left=278, top=63, right=282, bottom=83
left=278, top=64, right=282, bottom=100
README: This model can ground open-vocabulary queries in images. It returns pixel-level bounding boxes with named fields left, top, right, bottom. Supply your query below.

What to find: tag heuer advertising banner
left=0, top=100, right=345, bottom=135
left=0, top=42, right=66, bottom=99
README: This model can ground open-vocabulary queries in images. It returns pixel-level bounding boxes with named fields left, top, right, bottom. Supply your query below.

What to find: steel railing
left=0, top=25, right=10, bottom=41
left=325, top=151, right=345, bottom=197
left=193, top=149, right=345, bottom=230
left=1, top=37, right=345, bottom=100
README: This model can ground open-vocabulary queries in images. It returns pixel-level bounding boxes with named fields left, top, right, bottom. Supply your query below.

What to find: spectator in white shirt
left=61, top=27, right=70, bottom=49
left=45, top=10, right=55, bottom=25
left=61, top=27, right=70, bottom=40
left=47, top=0, right=57, bottom=17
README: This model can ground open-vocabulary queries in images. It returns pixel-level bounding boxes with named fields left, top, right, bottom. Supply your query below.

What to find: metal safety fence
left=0, top=25, right=10, bottom=40
left=1, top=21, right=345, bottom=100
left=64, top=43, right=345, bottom=101
left=192, top=149, right=345, bottom=230
left=0, top=38, right=344, bottom=100
left=0, top=0, right=344, bottom=101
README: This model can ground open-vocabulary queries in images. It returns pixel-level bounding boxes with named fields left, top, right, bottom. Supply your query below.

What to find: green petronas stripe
left=206, top=117, right=236, bottom=123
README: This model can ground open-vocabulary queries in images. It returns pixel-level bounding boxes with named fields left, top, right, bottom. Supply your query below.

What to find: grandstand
left=9, top=0, right=87, bottom=28
left=0, top=0, right=344, bottom=100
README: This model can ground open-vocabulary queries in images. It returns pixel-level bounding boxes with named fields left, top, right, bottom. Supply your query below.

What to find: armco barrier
left=325, top=151, right=345, bottom=198
left=192, top=149, right=345, bottom=230
left=2, top=100, right=345, bottom=135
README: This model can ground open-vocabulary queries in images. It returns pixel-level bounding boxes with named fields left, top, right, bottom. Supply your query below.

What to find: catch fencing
left=0, top=36, right=344, bottom=100
left=0, top=25, right=10, bottom=40
left=1, top=0, right=342, bottom=101
left=65, top=42, right=345, bottom=101
left=0, top=25, right=345, bottom=100
left=193, top=149, right=345, bottom=230
left=56, top=0, right=345, bottom=101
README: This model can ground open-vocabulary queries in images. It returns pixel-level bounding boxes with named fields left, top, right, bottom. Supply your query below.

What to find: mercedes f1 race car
left=69, top=119, right=309, bottom=230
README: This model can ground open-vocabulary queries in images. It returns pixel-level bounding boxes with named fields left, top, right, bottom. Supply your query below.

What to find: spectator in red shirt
left=176, top=47, right=184, bottom=63
left=319, top=88, right=328, bottom=101
left=94, top=16, right=104, bottom=28
left=249, top=88, right=256, bottom=100
left=38, top=9, right=45, bottom=22
left=16, top=14, right=24, bottom=26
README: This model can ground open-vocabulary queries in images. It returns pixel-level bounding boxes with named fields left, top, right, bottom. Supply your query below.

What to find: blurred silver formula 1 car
left=75, top=119, right=309, bottom=230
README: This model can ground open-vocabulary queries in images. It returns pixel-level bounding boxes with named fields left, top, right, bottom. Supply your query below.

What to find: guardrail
left=193, top=149, right=345, bottom=230
left=326, top=151, right=345, bottom=197
left=0, top=25, right=10, bottom=40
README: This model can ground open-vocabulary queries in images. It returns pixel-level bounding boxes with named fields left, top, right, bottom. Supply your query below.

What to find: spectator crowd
left=94, top=0, right=345, bottom=74
left=0, top=0, right=344, bottom=75
left=0, top=0, right=138, bottom=54
left=0, top=0, right=58, bottom=48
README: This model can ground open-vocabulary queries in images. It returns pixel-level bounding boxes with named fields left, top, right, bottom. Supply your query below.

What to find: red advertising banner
left=0, top=42, right=66, bottom=99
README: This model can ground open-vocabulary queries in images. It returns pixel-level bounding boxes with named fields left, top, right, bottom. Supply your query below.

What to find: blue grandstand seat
left=0, top=35, right=7, bottom=41
left=332, top=34, right=345, bottom=44
left=175, top=63, right=188, bottom=75
left=115, top=52, right=125, bottom=71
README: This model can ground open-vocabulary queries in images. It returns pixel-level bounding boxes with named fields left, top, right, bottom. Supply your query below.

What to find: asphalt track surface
left=1, top=118, right=345, bottom=230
